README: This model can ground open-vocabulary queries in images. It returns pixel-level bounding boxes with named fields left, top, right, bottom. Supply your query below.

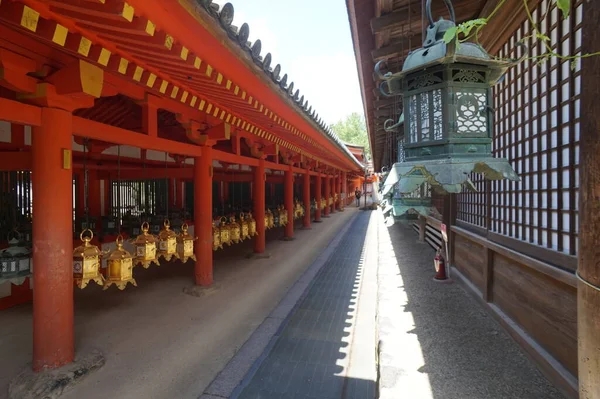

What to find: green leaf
left=556, top=0, right=570, bottom=19
left=535, top=32, right=550, bottom=42
left=443, top=26, right=458, bottom=44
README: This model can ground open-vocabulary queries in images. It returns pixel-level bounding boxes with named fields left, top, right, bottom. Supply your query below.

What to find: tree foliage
left=330, top=112, right=371, bottom=160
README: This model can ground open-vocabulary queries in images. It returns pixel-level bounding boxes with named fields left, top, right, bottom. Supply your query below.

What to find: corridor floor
left=233, top=211, right=377, bottom=399
left=222, top=210, right=565, bottom=399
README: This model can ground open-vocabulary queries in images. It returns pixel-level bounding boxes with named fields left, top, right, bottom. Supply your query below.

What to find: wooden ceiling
left=347, top=0, right=491, bottom=171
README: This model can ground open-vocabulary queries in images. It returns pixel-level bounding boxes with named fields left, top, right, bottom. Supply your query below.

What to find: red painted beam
left=72, top=116, right=203, bottom=158
left=0, top=97, right=42, bottom=126
left=0, top=151, right=32, bottom=170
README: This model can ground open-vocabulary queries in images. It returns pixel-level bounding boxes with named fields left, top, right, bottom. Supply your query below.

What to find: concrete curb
left=200, top=211, right=361, bottom=399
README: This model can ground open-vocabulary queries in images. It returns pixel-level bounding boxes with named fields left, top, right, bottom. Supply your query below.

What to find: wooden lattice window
left=457, top=175, right=487, bottom=229
left=490, top=0, right=582, bottom=255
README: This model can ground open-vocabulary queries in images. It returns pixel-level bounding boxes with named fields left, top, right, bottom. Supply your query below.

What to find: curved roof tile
left=197, top=0, right=363, bottom=168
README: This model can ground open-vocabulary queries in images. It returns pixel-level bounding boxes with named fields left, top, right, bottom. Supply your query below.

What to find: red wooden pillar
left=329, top=174, right=336, bottom=214
left=284, top=166, right=294, bottom=238
left=314, top=173, right=322, bottom=222
left=254, top=159, right=266, bottom=253
left=342, top=171, right=347, bottom=208
left=32, top=108, right=74, bottom=372
left=194, top=148, right=213, bottom=286
left=336, top=174, right=342, bottom=210
left=324, top=175, right=331, bottom=217
left=303, top=170, right=311, bottom=228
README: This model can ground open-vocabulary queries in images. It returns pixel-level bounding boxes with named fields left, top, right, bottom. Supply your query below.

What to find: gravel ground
left=376, top=212, right=566, bottom=399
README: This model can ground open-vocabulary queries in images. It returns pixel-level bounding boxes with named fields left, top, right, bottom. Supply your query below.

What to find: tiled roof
left=198, top=0, right=364, bottom=169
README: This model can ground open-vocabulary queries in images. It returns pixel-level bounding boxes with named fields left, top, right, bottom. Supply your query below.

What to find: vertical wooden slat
left=578, top=0, right=600, bottom=395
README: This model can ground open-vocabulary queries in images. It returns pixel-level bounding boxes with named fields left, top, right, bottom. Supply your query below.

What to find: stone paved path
left=233, top=211, right=377, bottom=399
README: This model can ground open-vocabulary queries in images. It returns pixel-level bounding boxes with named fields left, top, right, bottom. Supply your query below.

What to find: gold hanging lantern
left=265, top=209, right=274, bottom=229
left=177, top=223, right=197, bottom=263
left=103, top=235, right=136, bottom=290
left=132, top=222, right=160, bottom=268
left=278, top=205, right=288, bottom=227
left=157, top=219, right=178, bottom=261
left=229, top=215, right=242, bottom=244
left=73, top=229, right=105, bottom=289
left=246, top=212, right=258, bottom=237
left=213, top=219, right=223, bottom=251
left=294, top=200, right=305, bottom=220
left=239, top=213, right=251, bottom=240
left=220, top=216, right=232, bottom=246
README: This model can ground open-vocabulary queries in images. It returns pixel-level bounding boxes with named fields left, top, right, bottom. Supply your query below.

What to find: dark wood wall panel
left=454, top=234, right=485, bottom=292
left=492, top=254, right=577, bottom=376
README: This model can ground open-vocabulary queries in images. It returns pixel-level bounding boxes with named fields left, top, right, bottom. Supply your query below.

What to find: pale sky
left=218, top=0, right=364, bottom=125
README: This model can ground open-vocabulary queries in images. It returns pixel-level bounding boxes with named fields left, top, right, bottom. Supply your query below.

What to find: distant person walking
left=355, top=188, right=362, bottom=207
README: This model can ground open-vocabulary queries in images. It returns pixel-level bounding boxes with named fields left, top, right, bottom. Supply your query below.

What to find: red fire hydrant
left=434, top=249, right=447, bottom=280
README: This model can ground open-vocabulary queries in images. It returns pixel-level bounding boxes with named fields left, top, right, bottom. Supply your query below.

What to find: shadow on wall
left=234, top=212, right=376, bottom=399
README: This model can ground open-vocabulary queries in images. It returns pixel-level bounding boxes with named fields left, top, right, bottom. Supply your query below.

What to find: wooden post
left=418, top=216, right=426, bottom=242
left=32, top=108, right=74, bottom=371
left=578, top=2, right=600, bottom=396
left=303, top=170, right=311, bottom=228
left=324, top=175, right=331, bottom=217
left=314, top=173, right=322, bottom=222
left=253, top=159, right=266, bottom=253
left=194, top=148, right=213, bottom=286
left=284, top=166, right=294, bottom=239
left=442, top=193, right=457, bottom=264
left=342, top=171, right=347, bottom=209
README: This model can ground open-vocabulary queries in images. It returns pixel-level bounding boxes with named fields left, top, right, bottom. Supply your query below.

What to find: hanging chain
left=83, top=138, right=89, bottom=227
left=165, top=152, right=169, bottom=219
left=117, top=144, right=121, bottom=233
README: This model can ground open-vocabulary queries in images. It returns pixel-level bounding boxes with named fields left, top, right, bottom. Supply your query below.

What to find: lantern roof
left=382, top=157, right=520, bottom=194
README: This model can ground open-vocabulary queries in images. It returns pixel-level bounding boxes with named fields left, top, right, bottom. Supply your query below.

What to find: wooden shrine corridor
left=0, top=209, right=356, bottom=399
left=204, top=209, right=565, bottom=399
left=1, top=205, right=571, bottom=398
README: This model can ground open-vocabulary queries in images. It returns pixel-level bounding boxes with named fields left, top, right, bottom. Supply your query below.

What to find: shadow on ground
left=233, top=212, right=376, bottom=399
left=383, top=219, right=565, bottom=399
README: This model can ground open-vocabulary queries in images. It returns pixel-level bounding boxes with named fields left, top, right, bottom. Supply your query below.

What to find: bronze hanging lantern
left=377, top=0, right=519, bottom=195
left=278, top=205, right=288, bottom=227
left=177, top=223, right=197, bottom=263
left=265, top=209, right=275, bottom=229
left=219, top=216, right=232, bottom=246
left=239, top=213, right=251, bottom=241
left=213, top=219, right=223, bottom=251
left=157, top=219, right=178, bottom=261
left=0, top=230, right=31, bottom=278
left=132, top=222, right=160, bottom=268
left=228, top=215, right=242, bottom=244
left=103, top=235, right=136, bottom=290
left=247, top=212, right=258, bottom=237
left=73, top=229, right=105, bottom=289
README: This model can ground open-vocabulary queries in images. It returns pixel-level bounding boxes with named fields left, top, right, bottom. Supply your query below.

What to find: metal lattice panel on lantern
left=376, top=0, right=520, bottom=194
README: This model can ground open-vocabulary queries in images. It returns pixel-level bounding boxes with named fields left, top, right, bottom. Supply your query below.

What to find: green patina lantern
left=377, top=0, right=519, bottom=194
